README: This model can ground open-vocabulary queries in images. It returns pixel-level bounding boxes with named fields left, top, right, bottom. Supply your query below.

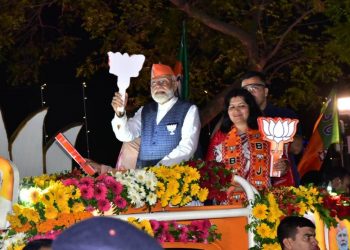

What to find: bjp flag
left=173, top=20, right=189, bottom=100
left=298, top=90, right=340, bottom=177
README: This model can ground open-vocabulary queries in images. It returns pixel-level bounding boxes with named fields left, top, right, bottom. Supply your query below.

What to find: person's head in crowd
left=277, top=216, right=319, bottom=250
left=220, top=88, right=262, bottom=133
left=52, top=217, right=163, bottom=250
left=241, top=71, right=269, bottom=110
left=325, top=166, right=350, bottom=195
left=300, top=170, right=324, bottom=187
left=150, top=64, right=179, bottom=104
left=23, top=239, right=53, bottom=250
left=336, top=223, right=349, bottom=250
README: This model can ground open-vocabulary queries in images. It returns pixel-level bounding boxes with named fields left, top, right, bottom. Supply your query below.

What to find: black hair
left=220, top=88, right=262, bottom=133
left=23, top=239, right=53, bottom=250
left=241, top=71, right=266, bottom=84
left=277, top=216, right=315, bottom=247
left=300, top=170, right=325, bottom=187
left=324, top=166, right=350, bottom=182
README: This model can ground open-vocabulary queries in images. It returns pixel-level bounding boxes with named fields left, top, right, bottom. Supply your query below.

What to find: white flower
left=146, top=193, right=158, bottom=205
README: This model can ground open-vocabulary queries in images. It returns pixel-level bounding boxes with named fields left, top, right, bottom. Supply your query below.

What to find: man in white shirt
left=111, top=63, right=201, bottom=168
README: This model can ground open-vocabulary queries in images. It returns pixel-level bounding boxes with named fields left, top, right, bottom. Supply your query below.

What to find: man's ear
left=282, top=238, right=293, bottom=249
left=264, top=87, right=269, bottom=97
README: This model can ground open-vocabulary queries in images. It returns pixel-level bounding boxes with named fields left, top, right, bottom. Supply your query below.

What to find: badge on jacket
left=166, top=123, right=177, bottom=135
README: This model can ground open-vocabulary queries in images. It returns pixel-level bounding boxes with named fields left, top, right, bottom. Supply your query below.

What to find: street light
left=337, top=96, right=350, bottom=170
left=337, top=97, right=350, bottom=115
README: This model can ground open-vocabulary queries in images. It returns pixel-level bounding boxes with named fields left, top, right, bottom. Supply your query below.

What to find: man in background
left=277, top=216, right=319, bottom=250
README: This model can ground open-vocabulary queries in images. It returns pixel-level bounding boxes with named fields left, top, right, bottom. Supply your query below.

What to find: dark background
left=0, top=71, right=123, bottom=167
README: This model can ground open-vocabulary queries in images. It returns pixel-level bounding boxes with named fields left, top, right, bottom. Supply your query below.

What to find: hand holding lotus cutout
left=107, top=52, right=145, bottom=112
left=258, top=117, right=299, bottom=177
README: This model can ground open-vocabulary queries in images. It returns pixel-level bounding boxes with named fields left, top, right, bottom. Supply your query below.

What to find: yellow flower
left=140, top=220, right=154, bottom=237
left=71, top=202, right=85, bottom=213
left=45, top=205, right=58, bottom=220
left=187, top=167, right=200, bottom=181
left=252, top=203, right=268, bottom=220
left=156, top=182, right=165, bottom=197
left=181, top=182, right=189, bottom=194
left=12, top=204, right=23, bottom=215
left=167, top=179, right=180, bottom=196
left=7, top=214, right=22, bottom=227
left=197, top=188, right=209, bottom=202
left=161, top=197, right=169, bottom=207
left=190, top=184, right=200, bottom=196
left=40, top=191, right=54, bottom=206
left=171, top=194, right=182, bottom=206
left=262, top=242, right=281, bottom=250
left=24, top=208, right=40, bottom=223
left=267, top=203, right=284, bottom=223
left=256, top=223, right=272, bottom=238
left=297, top=202, right=307, bottom=215
left=28, top=187, right=41, bottom=204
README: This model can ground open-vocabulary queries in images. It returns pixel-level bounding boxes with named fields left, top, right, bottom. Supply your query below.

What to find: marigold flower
left=252, top=203, right=268, bottom=220
left=256, top=223, right=272, bottom=238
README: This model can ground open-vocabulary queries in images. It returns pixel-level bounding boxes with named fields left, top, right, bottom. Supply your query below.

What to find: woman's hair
left=220, top=88, right=262, bottom=133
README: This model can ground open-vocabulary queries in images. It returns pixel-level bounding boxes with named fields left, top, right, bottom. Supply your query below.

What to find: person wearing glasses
left=241, top=71, right=299, bottom=120
left=110, top=63, right=201, bottom=169
left=241, top=71, right=303, bottom=186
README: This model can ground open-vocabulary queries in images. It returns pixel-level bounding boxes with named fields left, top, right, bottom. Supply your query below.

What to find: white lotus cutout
left=107, top=52, right=145, bottom=112
left=258, top=117, right=299, bottom=177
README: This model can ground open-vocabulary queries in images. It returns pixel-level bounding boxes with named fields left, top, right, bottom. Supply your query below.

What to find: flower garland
left=128, top=218, right=221, bottom=243
left=4, top=175, right=93, bottom=249
left=111, top=169, right=158, bottom=209
left=246, top=185, right=349, bottom=250
left=61, top=173, right=127, bottom=214
left=187, top=159, right=233, bottom=203
left=149, top=164, right=209, bottom=207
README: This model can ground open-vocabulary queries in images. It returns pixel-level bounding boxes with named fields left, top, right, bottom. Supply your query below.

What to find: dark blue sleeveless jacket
left=137, top=99, right=192, bottom=168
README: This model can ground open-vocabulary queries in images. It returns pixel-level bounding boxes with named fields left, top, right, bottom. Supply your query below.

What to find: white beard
left=152, top=89, right=175, bottom=104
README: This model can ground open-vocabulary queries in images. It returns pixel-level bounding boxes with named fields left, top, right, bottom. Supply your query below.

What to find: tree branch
left=264, top=50, right=303, bottom=73
left=170, top=0, right=260, bottom=69
left=261, top=9, right=313, bottom=67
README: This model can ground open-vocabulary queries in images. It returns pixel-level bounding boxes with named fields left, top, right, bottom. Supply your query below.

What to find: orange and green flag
left=298, top=90, right=340, bottom=177
left=174, top=20, right=189, bottom=100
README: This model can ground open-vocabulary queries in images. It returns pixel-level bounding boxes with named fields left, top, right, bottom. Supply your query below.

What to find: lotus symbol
left=258, top=117, right=299, bottom=177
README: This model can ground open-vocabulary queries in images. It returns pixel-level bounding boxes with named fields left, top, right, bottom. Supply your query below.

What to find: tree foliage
left=1, top=0, right=350, bottom=130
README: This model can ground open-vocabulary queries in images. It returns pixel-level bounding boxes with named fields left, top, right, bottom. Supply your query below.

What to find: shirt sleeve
left=158, top=104, right=201, bottom=166
left=111, top=107, right=143, bottom=142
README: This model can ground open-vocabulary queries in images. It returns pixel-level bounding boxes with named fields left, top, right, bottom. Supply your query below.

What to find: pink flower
left=97, top=199, right=111, bottom=212
left=62, top=178, right=79, bottom=187
left=108, top=181, right=123, bottom=195
left=113, top=195, right=127, bottom=209
left=159, top=221, right=169, bottom=231
left=79, top=177, right=94, bottom=187
left=85, top=205, right=95, bottom=212
left=94, top=183, right=108, bottom=200
left=102, top=175, right=115, bottom=186
left=28, top=230, right=62, bottom=241
left=150, top=220, right=160, bottom=231
left=79, top=185, right=94, bottom=200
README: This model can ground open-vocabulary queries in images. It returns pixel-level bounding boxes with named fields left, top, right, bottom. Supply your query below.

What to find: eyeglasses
left=242, top=83, right=265, bottom=92
left=150, top=77, right=172, bottom=87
